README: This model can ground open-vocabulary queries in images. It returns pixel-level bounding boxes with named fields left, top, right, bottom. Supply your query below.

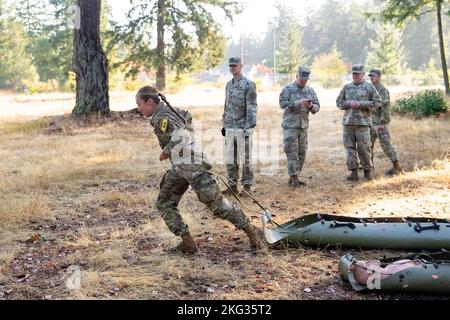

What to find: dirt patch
left=1, top=244, right=79, bottom=300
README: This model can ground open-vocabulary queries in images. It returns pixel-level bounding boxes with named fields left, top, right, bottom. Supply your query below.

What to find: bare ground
left=0, top=88, right=449, bottom=300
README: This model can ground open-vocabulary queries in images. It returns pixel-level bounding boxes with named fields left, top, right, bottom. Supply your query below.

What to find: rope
left=197, top=169, right=286, bottom=230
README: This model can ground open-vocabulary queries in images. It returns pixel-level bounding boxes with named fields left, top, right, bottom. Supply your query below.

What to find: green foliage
left=0, top=17, right=38, bottom=89
left=112, top=0, right=239, bottom=80
left=376, top=0, right=449, bottom=93
left=367, top=24, right=407, bottom=76
left=166, top=73, right=194, bottom=94
left=14, top=0, right=49, bottom=37
left=422, top=58, right=441, bottom=85
left=303, top=0, right=374, bottom=64
left=276, top=10, right=309, bottom=77
left=392, top=89, right=448, bottom=117
left=10, top=0, right=72, bottom=87
left=402, top=14, right=439, bottom=70
left=311, top=45, right=347, bottom=88
left=11, top=0, right=116, bottom=90
left=377, top=0, right=438, bottom=26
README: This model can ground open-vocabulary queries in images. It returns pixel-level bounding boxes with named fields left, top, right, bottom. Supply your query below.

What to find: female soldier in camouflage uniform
left=136, top=86, right=267, bottom=254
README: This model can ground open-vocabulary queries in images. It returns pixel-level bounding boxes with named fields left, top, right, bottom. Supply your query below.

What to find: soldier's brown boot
left=222, top=185, right=239, bottom=196
left=242, top=224, right=269, bottom=253
left=239, top=185, right=252, bottom=198
left=385, top=160, right=403, bottom=176
left=364, top=169, right=373, bottom=180
left=291, top=175, right=306, bottom=188
left=174, top=232, right=198, bottom=254
left=347, top=170, right=359, bottom=181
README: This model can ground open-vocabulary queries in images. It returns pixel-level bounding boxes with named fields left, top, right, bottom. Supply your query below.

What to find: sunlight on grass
left=0, top=118, right=49, bottom=134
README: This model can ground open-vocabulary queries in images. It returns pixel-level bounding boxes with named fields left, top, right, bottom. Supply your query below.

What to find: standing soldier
left=222, top=57, right=258, bottom=197
left=279, top=67, right=320, bottom=187
left=336, top=64, right=381, bottom=181
left=135, top=86, right=267, bottom=254
left=368, top=69, right=403, bottom=175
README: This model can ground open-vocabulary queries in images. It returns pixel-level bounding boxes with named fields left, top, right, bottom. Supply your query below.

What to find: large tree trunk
left=436, top=0, right=450, bottom=95
left=156, top=0, right=166, bottom=91
left=72, top=0, right=109, bottom=116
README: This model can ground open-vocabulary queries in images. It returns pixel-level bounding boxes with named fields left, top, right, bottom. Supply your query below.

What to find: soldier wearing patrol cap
left=135, top=86, right=268, bottom=254
left=336, top=64, right=382, bottom=181
left=222, top=57, right=258, bottom=197
left=368, top=68, right=403, bottom=176
left=279, top=66, right=320, bottom=188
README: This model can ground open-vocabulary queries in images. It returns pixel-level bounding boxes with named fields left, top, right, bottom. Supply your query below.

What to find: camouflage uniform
left=279, top=68, right=320, bottom=177
left=151, top=103, right=250, bottom=237
left=223, top=63, right=257, bottom=187
left=370, top=82, right=399, bottom=162
left=336, top=66, right=381, bottom=171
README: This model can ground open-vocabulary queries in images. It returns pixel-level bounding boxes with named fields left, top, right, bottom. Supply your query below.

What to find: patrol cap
left=369, top=68, right=381, bottom=77
left=297, top=66, right=311, bottom=80
left=352, top=64, right=365, bottom=74
left=228, top=57, right=242, bottom=66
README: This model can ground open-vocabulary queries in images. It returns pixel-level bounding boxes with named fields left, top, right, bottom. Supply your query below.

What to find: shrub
left=311, top=45, right=347, bottom=89
left=166, top=73, right=194, bottom=94
left=392, top=89, right=448, bottom=117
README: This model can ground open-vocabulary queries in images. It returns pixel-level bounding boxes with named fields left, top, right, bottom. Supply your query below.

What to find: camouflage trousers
left=343, top=125, right=372, bottom=171
left=225, top=129, right=254, bottom=186
left=370, top=124, right=399, bottom=162
left=283, top=128, right=308, bottom=177
left=155, top=165, right=250, bottom=237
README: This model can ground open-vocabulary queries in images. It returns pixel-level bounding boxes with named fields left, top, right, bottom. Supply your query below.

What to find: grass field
left=0, top=87, right=449, bottom=300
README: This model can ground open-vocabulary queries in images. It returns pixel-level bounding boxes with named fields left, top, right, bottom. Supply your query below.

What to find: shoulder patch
left=160, top=118, right=168, bottom=133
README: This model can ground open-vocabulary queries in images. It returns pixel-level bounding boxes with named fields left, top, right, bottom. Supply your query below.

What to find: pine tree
left=14, top=0, right=49, bottom=37
left=277, top=21, right=309, bottom=77
left=0, top=15, right=38, bottom=88
left=72, top=0, right=109, bottom=116
left=366, top=24, right=407, bottom=76
left=112, top=0, right=240, bottom=91
left=377, top=0, right=449, bottom=94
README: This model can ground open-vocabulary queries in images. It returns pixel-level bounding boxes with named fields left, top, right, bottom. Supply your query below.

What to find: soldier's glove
left=221, top=128, right=226, bottom=137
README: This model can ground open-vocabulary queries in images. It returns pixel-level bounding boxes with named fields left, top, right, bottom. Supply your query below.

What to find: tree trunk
left=156, top=0, right=166, bottom=91
left=436, top=0, right=450, bottom=95
left=72, top=0, right=110, bottom=116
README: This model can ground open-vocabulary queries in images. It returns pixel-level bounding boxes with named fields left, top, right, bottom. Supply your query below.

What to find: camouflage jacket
left=150, top=103, right=210, bottom=169
left=279, top=83, right=320, bottom=129
left=372, top=83, right=391, bottom=125
left=223, top=76, right=258, bottom=130
left=336, top=81, right=382, bottom=126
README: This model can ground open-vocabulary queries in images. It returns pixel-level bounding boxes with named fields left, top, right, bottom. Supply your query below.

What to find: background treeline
left=228, top=0, right=450, bottom=87
left=0, top=0, right=449, bottom=93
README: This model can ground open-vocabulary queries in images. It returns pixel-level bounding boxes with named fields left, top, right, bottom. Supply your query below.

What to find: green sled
left=262, top=212, right=450, bottom=250
left=339, top=251, right=450, bottom=293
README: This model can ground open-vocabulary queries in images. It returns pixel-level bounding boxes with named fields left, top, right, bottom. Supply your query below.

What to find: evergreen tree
left=377, top=0, right=449, bottom=94
left=366, top=24, right=407, bottom=76
left=14, top=0, right=49, bottom=37
left=277, top=24, right=309, bottom=77
left=402, top=14, right=438, bottom=70
left=112, top=0, right=241, bottom=91
left=303, top=0, right=374, bottom=64
left=0, top=15, right=38, bottom=88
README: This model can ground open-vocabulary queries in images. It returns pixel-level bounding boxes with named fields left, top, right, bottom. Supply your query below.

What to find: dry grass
left=0, top=88, right=449, bottom=300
